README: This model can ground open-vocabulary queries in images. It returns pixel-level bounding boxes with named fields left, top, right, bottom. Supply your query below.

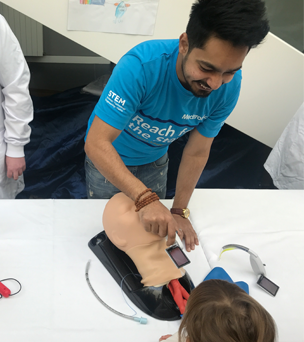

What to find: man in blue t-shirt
left=85, top=0, right=269, bottom=252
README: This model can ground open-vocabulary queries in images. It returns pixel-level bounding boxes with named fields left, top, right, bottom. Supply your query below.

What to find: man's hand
left=173, top=214, right=199, bottom=252
left=138, top=200, right=198, bottom=251
left=6, top=156, right=26, bottom=180
left=138, top=201, right=178, bottom=247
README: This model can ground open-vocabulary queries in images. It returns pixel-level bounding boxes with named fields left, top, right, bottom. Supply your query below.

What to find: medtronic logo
left=182, top=114, right=208, bottom=120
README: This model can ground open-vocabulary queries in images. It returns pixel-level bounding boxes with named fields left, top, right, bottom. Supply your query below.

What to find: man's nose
left=206, top=74, right=223, bottom=90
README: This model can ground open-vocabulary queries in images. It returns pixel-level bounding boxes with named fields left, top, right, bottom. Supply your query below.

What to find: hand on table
left=173, top=214, right=199, bottom=252
left=6, top=156, right=26, bottom=180
left=159, top=334, right=172, bottom=341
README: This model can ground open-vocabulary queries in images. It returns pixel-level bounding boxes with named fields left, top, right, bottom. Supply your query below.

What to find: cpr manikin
left=88, top=192, right=194, bottom=320
left=102, top=192, right=185, bottom=287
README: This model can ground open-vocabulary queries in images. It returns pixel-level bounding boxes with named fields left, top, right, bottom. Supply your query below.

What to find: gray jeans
left=85, top=153, right=169, bottom=199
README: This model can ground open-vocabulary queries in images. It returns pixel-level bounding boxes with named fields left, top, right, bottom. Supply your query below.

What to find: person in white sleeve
left=0, top=14, right=33, bottom=199
left=264, top=102, right=304, bottom=189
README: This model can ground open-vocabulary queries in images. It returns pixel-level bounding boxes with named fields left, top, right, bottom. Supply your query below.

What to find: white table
left=1, top=189, right=303, bottom=342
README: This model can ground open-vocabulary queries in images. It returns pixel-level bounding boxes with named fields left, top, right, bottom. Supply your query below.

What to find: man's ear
left=179, top=33, right=189, bottom=55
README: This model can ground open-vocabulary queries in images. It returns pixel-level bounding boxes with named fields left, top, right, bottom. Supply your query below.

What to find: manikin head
left=102, top=192, right=184, bottom=287
left=179, top=279, right=276, bottom=342
left=176, top=0, right=270, bottom=97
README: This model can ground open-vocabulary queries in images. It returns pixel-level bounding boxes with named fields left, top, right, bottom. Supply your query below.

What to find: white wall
left=226, top=34, right=304, bottom=147
left=0, top=0, right=192, bottom=63
left=1, top=0, right=304, bottom=147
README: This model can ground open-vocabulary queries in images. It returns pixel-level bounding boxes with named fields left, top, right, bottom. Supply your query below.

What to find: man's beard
left=181, top=59, right=212, bottom=98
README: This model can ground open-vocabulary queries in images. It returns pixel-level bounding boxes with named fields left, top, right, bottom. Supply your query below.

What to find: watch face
left=183, top=208, right=190, bottom=218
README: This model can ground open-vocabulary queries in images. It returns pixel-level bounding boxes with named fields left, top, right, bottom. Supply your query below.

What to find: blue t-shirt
left=86, top=39, right=242, bottom=166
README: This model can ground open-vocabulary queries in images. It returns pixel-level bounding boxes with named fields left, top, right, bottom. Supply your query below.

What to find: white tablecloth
left=1, top=189, right=303, bottom=342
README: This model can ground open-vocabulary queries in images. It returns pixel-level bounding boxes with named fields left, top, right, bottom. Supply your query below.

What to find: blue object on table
left=203, top=267, right=249, bottom=294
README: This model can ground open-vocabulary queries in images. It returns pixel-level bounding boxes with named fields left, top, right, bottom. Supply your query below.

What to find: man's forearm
left=86, top=140, right=147, bottom=201
left=85, top=117, right=148, bottom=201
left=173, top=129, right=213, bottom=209
left=173, top=152, right=209, bottom=209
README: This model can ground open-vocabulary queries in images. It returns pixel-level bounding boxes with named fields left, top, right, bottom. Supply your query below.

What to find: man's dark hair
left=186, top=0, right=270, bottom=51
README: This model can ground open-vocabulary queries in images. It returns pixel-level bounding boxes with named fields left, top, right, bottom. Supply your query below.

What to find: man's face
left=176, top=34, right=249, bottom=98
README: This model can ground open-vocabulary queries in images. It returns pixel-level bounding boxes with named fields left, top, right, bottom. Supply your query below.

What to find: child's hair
left=178, top=279, right=276, bottom=342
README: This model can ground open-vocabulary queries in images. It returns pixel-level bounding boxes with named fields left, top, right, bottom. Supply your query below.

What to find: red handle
left=0, top=282, right=11, bottom=298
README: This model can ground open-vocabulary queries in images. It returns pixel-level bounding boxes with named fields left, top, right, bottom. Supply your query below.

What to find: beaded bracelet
left=135, top=188, right=152, bottom=205
left=135, top=192, right=159, bottom=212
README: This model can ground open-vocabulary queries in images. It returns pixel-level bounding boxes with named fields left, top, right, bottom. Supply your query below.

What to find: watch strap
left=170, top=208, right=190, bottom=218
left=170, top=208, right=184, bottom=216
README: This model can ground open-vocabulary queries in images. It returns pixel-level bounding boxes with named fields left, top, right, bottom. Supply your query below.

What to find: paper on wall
left=68, top=0, right=160, bottom=36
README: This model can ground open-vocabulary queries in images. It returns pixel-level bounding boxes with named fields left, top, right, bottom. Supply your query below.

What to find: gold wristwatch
left=170, top=208, right=190, bottom=219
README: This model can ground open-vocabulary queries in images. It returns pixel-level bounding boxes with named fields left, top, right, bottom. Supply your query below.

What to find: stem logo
left=106, top=90, right=126, bottom=113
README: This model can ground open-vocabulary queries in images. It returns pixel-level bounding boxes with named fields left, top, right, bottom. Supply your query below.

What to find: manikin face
left=176, top=33, right=249, bottom=98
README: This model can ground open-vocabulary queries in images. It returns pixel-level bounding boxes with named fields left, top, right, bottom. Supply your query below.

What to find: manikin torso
left=102, top=192, right=185, bottom=287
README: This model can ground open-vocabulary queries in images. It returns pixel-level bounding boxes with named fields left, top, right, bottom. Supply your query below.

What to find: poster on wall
left=67, top=0, right=160, bottom=36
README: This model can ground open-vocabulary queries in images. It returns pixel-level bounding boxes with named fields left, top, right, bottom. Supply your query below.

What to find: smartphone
left=166, top=244, right=191, bottom=268
left=257, top=274, right=279, bottom=296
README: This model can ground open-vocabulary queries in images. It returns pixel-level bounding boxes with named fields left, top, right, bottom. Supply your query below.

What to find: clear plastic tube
left=85, top=260, right=147, bottom=324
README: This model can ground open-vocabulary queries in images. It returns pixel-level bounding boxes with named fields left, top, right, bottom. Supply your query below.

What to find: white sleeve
left=0, top=15, right=33, bottom=158
left=264, top=102, right=304, bottom=189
